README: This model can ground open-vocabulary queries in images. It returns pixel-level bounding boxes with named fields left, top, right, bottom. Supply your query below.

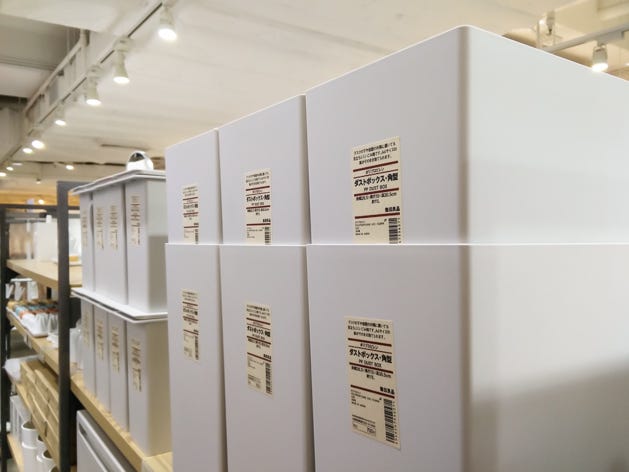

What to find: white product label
left=346, top=317, right=400, bottom=448
left=95, top=318, right=105, bottom=361
left=109, top=205, right=119, bottom=250
left=182, top=184, right=200, bottom=243
left=245, top=169, right=272, bottom=245
left=95, top=207, right=105, bottom=250
left=82, top=315, right=90, bottom=348
left=130, top=338, right=142, bottom=392
left=246, top=303, right=272, bottom=395
left=352, top=137, right=402, bottom=244
left=182, top=290, right=200, bottom=361
left=129, top=195, right=141, bottom=247
left=110, top=326, right=120, bottom=373
left=81, top=212, right=88, bottom=250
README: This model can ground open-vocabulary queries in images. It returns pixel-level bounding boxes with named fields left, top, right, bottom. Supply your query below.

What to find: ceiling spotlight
left=13, top=162, right=22, bottom=166
left=54, top=106, right=67, bottom=126
left=592, top=44, right=608, bottom=72
left=113, top=50, right=130, bottom=85
left=0, top=172, right=6, bottom=178
left=22, top=147, right=34, bottom=154
left=6, top=166, right=13, bottom=171
left=66, top=163, right=75, bottom=170
left=158, top=6, right=177, bottom=41
left=31, top=136, right=45, bottom=150
left=85, top=79, right=101, bottom=106
left=38, top=198, right=45, bottom=205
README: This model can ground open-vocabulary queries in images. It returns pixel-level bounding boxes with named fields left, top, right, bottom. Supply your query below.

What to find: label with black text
left=182, top=290, right=200, bottom=361
left=245, top=169, right=272, bottom=245
left=109, top=205, right=119, bottom=250
left=246, top=303, right=272, bottom=395
left=131, top=338, right=142, bottom=392
left=129, top=195, right=141, bottom=247
left=95, top=207, right=104, bottom=250
left=182, top=184, right=199, bottom=243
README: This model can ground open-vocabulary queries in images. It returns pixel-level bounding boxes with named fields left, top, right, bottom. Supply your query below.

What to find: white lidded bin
left=306, top=26, right=629, bottom=245
left=80, top=299, right=96, bottom=396
left=93, top=306, right=110, bottom=411
left=307, top=244, right=629, bottom=472
left=165, top=243, right=225, bottom=472
left=165, top=130, right=221, bottom=244
left=220, top=245, right=313, bottom=472
left=79, top=193, right=95, bottom=290
left=124, top=178, right=168, bottom=312
left=108, top=312, right=128, bottom=430
left=218, top=96, right=310, bottom=245
left=77, top=410, right=134, bottom=471
left=127, top=318, right=171, bottom=456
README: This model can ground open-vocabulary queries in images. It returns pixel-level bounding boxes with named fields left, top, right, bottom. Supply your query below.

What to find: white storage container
left=79, top=193, right=95, bottom=290
left=165, top=130, right=221, bottom=244
left=81, top=299, right=96, bottom=396
left=124, top=178, right=168, bottom=312
left=219, top=96, right=310, bottom=245
left=77, top=410, right=133, bottom=472
left=306, top=26, right=629, bottom=244
left=220, top=245, right=313, bottom=472
left=91, top=184, right=127, bottom=303
left=126, top=319, right=171, bottom=456
left=307, top=244, right=629, bottom=472
left=165, top=243, right=225, bottom=472
left=108, top=312, right=128, bottom=430
left=93, top=306, right=110, bottom=410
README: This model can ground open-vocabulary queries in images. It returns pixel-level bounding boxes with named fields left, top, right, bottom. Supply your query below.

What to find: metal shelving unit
left=0, top=181, right=83, bottom=472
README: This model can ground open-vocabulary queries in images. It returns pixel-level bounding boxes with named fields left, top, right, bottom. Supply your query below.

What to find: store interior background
left=0, top=0, right=628, bottom=205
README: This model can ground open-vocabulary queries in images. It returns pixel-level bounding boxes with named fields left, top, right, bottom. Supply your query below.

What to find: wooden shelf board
left=7, top=259, right=82, bottom=289
left=71, top=372, right=146, bottom=471
left=8, top=314, right=59, bottom=375
left=15, top=382, right=60, bottom=470
left=7, top=432, right=24, bottom=472
left=143, top=452, right=172, bottom=472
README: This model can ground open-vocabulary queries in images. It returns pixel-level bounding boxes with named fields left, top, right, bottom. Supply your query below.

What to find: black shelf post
left=0, top=207, right=10, bottom=472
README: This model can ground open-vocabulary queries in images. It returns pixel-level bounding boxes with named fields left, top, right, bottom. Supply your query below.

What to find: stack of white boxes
left=164, top=130, right=226, bottom=472
left=218, top=96, right=314, bottom=471
left=74, top=171, right=171, bottom=457
left=305, top=25, right=629, bottom=472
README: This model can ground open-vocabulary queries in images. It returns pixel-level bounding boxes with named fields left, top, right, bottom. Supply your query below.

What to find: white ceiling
left=0, top=0, right=627, bottom=197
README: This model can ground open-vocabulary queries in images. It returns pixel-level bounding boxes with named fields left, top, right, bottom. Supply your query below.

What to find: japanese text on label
left=95, top=207, right=104, bottom=250
left=182, top=184, right=199, bottom=243
left=131, top=338, right=142, bottom=392
left=246, top=303, right=272, bottom=395
left=182, top=290, right=200, bottom=361
left=245, top=169, right=272, bottom=245
left=111, top=325, right=121, bottom=373
left=129, top=195, right=141, bottom=247
left=109, top=205, right=119, bottom=250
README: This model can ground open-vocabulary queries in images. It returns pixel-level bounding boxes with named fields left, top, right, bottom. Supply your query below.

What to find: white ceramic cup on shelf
left=21, top=420, right=37, bottom=447
left=37, top=451, right=46, bottom=472
left=36, top=435, right=45, bottom=456
left=21, top=441, right=38, bottom=472
left=41, top=449, right=55, bottom=471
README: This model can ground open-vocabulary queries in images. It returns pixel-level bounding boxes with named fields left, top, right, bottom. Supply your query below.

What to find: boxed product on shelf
left=124, top=177, right=167, bottom=312
left=79, top=192, right=95, bottom=290
left=220, top=245, right=313, bottom=472
left=165, top=130, right=221, bottom=244
left=80, top=299, right=96, bottom=396
left=165, top=243, right=225, bottom=472
left=218, top=95, right=310, bottom=245
left=305, top=26, right=629, bottom=245
left=307, top=244, right=629, bottom=472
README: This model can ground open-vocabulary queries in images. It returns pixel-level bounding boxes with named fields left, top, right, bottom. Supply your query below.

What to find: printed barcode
left=264, top=226, right=271, bottom=245
left=265, top=361, right=272, bottom=394
left=194, top=335, right=199, bottom=360
left=388, top=218, right=401, bottom=244
left=383, top=398, right=397, bottom=444
left=194, top=227, right=199, bottom=243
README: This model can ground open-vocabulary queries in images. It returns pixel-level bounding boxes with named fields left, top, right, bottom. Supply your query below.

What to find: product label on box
left=246, top=303, right=272, bottom=395
left=109, top=205, right=119, bottom=250
left=81, top=211, right=89, bottom=250
left=351, top=137, right=402, bottom=244
left=346, top=317, right=400, bottom=448
left=110, top=325, right=121, bottom=373
left=130, top=338, right=142, bottom=392
left=182, top=184, right=200, bottom=243
left=95, top=207, right=105, bottom=250
left=82, top=314, right=90, bottom=348
left=182, top=290, right=200, bottom=361
left=245, top=169, right=272, bottom=245
left=95, top=317, right=105, bottom=361
left=129, top=195, right=141, bottom=247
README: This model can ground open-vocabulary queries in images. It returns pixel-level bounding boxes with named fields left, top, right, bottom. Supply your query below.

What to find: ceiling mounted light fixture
left=31, top=131, right=45, bottom=150
left=6, top=166, right=14, bottom=171
left=85, top=78, right=102, bottom=106
left=66, top=163, right=75, bottom=170
left=0, top=172, right=6, bottom=178
left=22, top=147, right=34, bottom=154
left=158, top=5, right=177, bottom=41
left=113, top=50, right=130, bottom=84
left=592, top=44, right=608, bottom=72
left=54, top=106, right=67, bottom=126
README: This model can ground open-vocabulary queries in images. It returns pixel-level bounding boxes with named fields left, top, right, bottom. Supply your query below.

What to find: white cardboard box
left=126, top=319, right=171, bottom=456
left=307, top=244, right=629, bottom=472
left=306, top=26, right=629, bottom=244
left=218, top=96, right=310, bottom=245
left=108, top=312, right=128, bottom=430
left=93, top=306, right=110, bottom=411
left=80, top=299, right=96, bottom=396
left=79, top=194, right=95, bottom=290
left=165, top=130, right=221, bottom=244
left=125, top=178, right=168, bottom=312
left=165, top=243, right=226, bottom=472
left=220, top=245, right=313, bottom=471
